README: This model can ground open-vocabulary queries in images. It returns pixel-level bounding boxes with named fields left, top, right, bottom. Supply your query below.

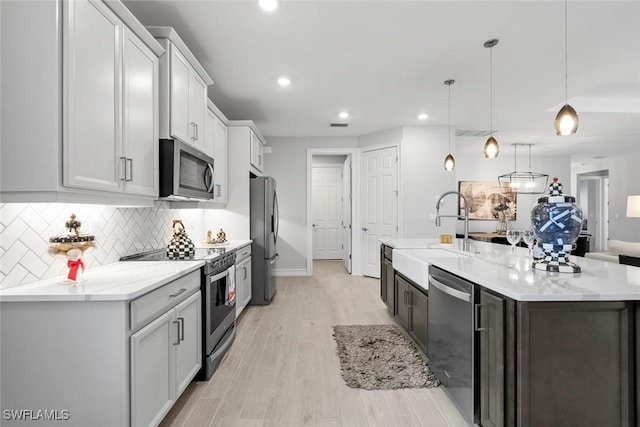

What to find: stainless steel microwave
left=159, top=139, right=214, bottom=200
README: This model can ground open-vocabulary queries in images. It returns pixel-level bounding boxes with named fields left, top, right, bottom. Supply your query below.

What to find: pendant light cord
left=564, top=0, right=568, bottom=104
left=448, top=83, right=452, bottom=152
left=489, top=46, right=493, bottom=134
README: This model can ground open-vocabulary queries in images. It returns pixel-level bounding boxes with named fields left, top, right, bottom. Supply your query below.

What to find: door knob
left=362, top=227, right=369, bottom=232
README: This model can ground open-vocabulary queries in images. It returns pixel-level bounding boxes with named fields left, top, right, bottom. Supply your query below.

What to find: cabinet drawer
left=130, top=269, right=200, bottom=331
left=235, top=244, right=251, bottom=263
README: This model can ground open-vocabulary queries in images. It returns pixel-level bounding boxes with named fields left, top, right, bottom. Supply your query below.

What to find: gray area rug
left=332, top=324, right=440, bottom=390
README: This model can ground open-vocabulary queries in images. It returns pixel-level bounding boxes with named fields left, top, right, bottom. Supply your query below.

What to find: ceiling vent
left=330, top=123, right=349, bottom=128
left=456, top=129, right=493, bottom=137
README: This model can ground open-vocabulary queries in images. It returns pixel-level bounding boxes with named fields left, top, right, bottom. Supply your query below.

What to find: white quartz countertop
left=0, top=261, right=204, bottom=302
left=391, top=238, right=640, bottom=302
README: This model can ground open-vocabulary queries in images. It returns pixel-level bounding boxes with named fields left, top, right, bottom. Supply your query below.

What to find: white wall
left=313, top=155, right=346, bottom=165
left=455, top=150, right=571, bottom=233
left=395, top=126, right=456, bottom=238
left=263, top=137, right=358, bottom=273
left=572, top=150, right=640, bottom=243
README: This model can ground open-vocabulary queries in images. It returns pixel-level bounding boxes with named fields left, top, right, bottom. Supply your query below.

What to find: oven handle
left=210, top=270, right=229, bottom=283
left=428, top=275, right=471, bottom=302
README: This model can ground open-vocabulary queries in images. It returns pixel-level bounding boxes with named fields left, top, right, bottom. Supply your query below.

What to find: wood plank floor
left=160, top=260, right=468, bottom=427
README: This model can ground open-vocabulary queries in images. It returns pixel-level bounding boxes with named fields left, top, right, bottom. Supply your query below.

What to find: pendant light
left=498, top=144, right=549, bottom=194
left=554, top=0, right=578, bottom=136
left=443, top=79, right=455, bottom=171
left=483, top=39, right=500, bottom=159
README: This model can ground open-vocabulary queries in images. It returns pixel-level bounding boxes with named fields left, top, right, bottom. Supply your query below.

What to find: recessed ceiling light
left=259, top=0, right=278, bottom=12
left=417, top=113, right=428, bottom=120
left=277, top=76, right=291, bottom=87
left=339, top=111, right=349, bottom=119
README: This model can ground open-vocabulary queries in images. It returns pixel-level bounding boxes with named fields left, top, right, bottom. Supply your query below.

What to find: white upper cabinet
left=204, top=101, right=228, bottom=206
left=188, top=72, right=207, bottom=152
left=64, top=0, right=160, bottom=197
left=213, top=114, right=228, bottom=204
left=122, top=26, right=159, bottom=196
left=169, top=47, right=191, bottom=145
left=148, top=27, right=214, bottom=153
left=63, top=0, right=122, bottom=193
left=0, top=0, right=164, bottom=204
left=250, top=129, right=265, bottom=174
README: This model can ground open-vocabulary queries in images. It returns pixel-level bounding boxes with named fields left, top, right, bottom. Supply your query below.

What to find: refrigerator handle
left=273, top=190, right=280, bottom=243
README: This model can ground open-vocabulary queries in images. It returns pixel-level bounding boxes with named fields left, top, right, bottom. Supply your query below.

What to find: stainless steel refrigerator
left=250, top=176, right=279, bottom=305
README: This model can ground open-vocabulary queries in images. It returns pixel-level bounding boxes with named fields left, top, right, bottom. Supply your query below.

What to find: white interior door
left=361, top=146, right=398, bottom=278
left=312, top=166, right=343, bottom=259
left=342, top=157, right=352, bottom=273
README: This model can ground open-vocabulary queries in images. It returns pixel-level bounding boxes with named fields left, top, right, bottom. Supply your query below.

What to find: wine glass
left=522, top=229, right=535, bottom=257
left=506, top=229, right=522, bottom=255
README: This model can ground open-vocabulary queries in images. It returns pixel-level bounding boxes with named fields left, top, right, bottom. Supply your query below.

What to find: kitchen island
left=381, top=237, right=640, bottom=427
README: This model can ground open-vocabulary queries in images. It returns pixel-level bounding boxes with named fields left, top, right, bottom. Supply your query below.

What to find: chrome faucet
left=435, top=191, right=471, bottom=251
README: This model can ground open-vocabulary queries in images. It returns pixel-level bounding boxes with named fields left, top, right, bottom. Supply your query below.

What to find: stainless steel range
left=121, top=247, right=236, bottom=380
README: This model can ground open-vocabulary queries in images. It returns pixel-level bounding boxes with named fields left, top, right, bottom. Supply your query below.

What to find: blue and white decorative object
left=531, top=177, right=583, bottom=273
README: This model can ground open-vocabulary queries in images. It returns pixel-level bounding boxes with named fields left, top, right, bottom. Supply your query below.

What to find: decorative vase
left=530, top=178, right=583, bottom=273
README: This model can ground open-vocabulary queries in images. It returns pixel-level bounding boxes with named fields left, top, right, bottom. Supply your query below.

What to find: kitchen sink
left=392, top=248, right=469, bottom=289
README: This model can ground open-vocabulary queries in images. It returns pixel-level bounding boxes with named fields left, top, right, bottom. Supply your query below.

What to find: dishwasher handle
left=428, top=274, right=471, bottom=302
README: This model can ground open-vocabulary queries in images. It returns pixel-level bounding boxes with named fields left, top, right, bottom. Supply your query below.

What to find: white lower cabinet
left=131, top=290, right=201, bottom=427
left=235, top=245, right=252, bottom=318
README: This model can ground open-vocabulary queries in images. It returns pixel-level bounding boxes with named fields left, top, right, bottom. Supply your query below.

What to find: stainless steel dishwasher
left=428, top=265, right=478, bottom=426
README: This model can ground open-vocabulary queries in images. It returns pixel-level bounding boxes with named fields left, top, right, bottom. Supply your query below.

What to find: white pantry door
left=342, top=157, right=352, bottom=273
left=361, top=146, right=398, bottom=278
left=312, top=166, right=343, bottom=259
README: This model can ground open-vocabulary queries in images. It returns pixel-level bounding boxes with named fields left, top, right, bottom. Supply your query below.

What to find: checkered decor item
left=533, top=243, right=581, bottom=273
left=166, top=236, right=195, bottom=259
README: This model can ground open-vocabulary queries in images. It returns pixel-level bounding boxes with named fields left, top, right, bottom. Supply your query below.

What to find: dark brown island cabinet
left=380, top=244, right=395, bottom=315
left=479, top=288, right=634, bottom=427
left=395, top=273, right=429, bottom=355
left=380, top=252, right=636, bottom=426
left=379, top=244, right=429, bottom=356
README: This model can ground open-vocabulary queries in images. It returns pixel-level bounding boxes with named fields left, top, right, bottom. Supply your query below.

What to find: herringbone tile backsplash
left=0, top=202, right=207, bottom=289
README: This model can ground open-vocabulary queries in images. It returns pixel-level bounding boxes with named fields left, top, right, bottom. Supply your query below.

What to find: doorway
left=312, top=158, right=345, bottom=261
left=306, top=149, right=357, bottom=276
left=577, top=170, right=609, bottom=251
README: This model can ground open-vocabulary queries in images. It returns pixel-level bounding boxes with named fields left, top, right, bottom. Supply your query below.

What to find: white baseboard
left=274, top=268, right=308, bottom=277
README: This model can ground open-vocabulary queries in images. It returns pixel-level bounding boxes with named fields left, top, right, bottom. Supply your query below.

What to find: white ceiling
left=124, top=0, right=640, bottom=163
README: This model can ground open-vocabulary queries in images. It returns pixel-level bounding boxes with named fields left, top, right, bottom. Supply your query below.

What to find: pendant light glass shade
left=555, top=0, right=578, bottom=136
left=554, top=104, right=579, bottom=136
left=497, top=144, right=549, bottom=194
left=444, top=154, right=455, bottom=171
left=483, top=39, right=500, bottom=158
left=443, top=79, right=455, bottom=171
left=484, top=136, right=499, bottom=158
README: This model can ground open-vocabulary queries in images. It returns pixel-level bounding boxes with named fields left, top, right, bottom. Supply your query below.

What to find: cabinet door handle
left=475, top=304, right=486, bottom=332
left=126, top=158, right=133, bottom=182
left=120, top=157, right=127, bottom=181
left=172, top=320, right=181, bottom=345
left=407, top=291, right=413, bottom=308
left=215, top=184, right=221, bottom=197
left=190, top=122, right=196, bottom=140
left=243, top=266, right=247, bottom=280
left=258, top=154, right=262, bottom=166
left=177, top=317, right=185, bottom=342
left=169, top=288, right=187, bottom=298
left=195, top=123, right=199, bottom=141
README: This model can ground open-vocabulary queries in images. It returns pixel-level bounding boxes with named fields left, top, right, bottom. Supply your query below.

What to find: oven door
left=204, top=267, right=235, bottom=353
